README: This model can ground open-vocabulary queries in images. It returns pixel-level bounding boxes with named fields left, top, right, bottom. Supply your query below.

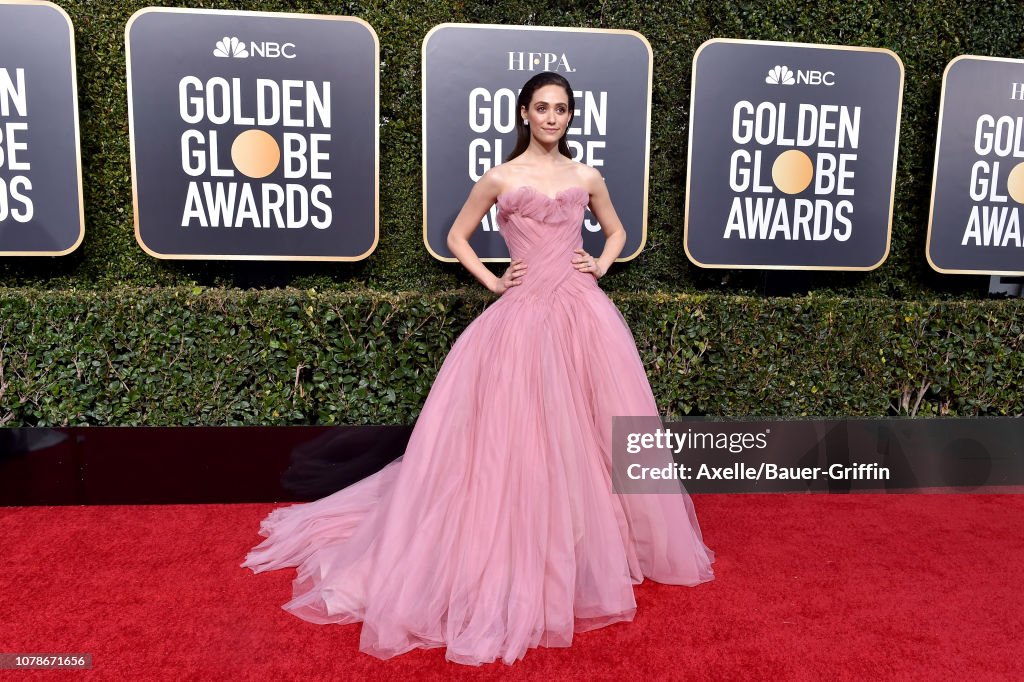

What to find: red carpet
left=1, top=494, right=1022, bottom=680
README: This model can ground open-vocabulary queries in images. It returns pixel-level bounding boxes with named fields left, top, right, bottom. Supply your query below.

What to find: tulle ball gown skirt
left=242, top=185, right=715, bottom=665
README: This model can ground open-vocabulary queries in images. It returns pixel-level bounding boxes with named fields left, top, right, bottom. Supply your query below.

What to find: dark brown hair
left=505, top=72, right=575, bottom=162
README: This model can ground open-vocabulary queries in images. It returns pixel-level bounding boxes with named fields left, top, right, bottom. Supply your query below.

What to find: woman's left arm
left=577, top=169, right=627, bottom=279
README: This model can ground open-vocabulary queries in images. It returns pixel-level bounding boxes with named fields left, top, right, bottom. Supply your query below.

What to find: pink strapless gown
left=241, top=185, right=715, bottom=665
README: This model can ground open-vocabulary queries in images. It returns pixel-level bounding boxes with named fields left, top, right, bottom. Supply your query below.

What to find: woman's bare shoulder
left=569, top=162, right=604, bottom=193
left=484, top=161, right=529, bottom=183
left=477, top=165, right=515, bottom=194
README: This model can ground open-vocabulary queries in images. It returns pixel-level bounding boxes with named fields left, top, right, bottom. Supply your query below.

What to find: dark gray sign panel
left=0, top=0, right=83, bottom=256
left=928, top=56, right=1024, bottom=276
left=126, top=8, right=378, bottom=261
left=686, top=39, right=904, bottom=270
left=423, top=23, right=652, bottom=262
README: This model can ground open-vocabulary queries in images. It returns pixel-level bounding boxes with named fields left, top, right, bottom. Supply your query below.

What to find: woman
left=242, top=71, right=715, bottom=666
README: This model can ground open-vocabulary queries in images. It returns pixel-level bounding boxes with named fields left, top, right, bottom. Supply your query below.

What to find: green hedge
left=2, top=288, right=1021, bottom=426
left=0, top=0, right=1022, bottom=298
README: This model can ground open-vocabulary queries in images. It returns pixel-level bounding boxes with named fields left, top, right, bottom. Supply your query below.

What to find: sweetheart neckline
left=496, top=185, right=589, bottom=204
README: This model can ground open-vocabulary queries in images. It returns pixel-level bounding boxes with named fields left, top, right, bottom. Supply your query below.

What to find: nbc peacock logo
left=765, top=65, right=795, bottom=85
left=213, top=36, right=248, bottom=59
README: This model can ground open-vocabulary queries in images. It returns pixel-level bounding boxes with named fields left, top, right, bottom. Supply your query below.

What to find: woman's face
left=521, top=84, right=572, bottom=142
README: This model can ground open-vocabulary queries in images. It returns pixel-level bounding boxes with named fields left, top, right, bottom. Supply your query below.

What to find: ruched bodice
left=495, top=185, right=599, bottom=299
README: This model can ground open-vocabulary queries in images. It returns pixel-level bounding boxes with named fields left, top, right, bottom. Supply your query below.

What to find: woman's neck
left=517, top=142, right=566, bottom=164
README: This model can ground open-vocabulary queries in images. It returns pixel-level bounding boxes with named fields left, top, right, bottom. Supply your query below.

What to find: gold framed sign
left=126, top=7, right=379, bottom=261
left=0, top=0, right=84, bottom=257
left=422, top=23, right=653, bottom=263
left=927, top=55, right=1024, bottom=276
left=685, top=38, right=904, bottom=271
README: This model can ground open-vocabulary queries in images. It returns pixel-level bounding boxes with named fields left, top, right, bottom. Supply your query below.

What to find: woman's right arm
left=446, top=171, right=525, bottom=294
